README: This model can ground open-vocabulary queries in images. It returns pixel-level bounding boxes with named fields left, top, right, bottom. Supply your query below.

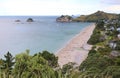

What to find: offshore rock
left=26, top=18, right=34, bottom=22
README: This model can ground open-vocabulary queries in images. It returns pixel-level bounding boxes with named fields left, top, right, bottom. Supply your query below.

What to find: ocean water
left=0, top=16, right=91, bottom=57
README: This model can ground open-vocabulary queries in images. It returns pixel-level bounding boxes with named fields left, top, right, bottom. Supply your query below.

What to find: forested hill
left=73, top=11, right=119, bottom=22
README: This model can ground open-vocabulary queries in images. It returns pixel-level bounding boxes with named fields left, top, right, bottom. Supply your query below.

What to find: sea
left=0, top=16, right=91, bottom=57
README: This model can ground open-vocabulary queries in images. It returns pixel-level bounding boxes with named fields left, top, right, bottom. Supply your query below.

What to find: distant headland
left=56, top=11, right=120, bottom=22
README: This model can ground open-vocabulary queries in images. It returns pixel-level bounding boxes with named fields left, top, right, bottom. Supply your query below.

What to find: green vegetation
left=0, top=50, right=78, bottom=78
left=39, top=51, right=58, bottom=68
left=115, top=40, right=120, bottom=50
left=78, top=19, right=120, bottom=78
left=0, top=52, right=15, bottom=78
left=88, top=21, right=105, bottom=45
left=13, top=51, right=56, bottom=78
left=73, top=11, right=119, bottom=22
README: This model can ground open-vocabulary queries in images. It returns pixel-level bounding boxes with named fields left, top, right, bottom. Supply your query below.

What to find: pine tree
left=3, top=52, right=15, bottom=78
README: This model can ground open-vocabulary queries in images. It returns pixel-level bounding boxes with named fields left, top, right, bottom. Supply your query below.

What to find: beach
left=56, top=24, right=95, bottom=67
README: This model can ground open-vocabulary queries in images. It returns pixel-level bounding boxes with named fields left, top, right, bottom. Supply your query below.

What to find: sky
left=0, top=0, right=120, bottom=16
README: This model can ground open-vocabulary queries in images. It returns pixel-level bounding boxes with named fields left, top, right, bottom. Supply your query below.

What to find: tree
left=13, top=51, right=31, bottom=78
left=40, top=51, right=58, bottom=68
left=102, top=66, right=120, bottom=78
left=0, top=59, right=4, bottom=78
left=96, top=21, right=105, bottom=31
left=13, top=51, right=57, bottom=78
left=87, top=31, right=101, bottom=45
left=3, top=52, right=15, bottom=78
left=115, top=40, right=120, bottom=50
left=62, top=62, right=76, bottom=78
left=27, top=54, right=56, bottom=78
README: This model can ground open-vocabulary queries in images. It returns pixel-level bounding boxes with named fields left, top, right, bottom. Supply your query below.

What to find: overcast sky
left=0, top=0, right=120, bottom=16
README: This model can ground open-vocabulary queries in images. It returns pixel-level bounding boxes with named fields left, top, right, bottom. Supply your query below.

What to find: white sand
left=56, top=24, right=95, bottom=67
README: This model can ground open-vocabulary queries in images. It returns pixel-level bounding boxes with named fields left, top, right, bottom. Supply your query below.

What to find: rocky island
left=56, top=15, right=73, bottom=22
left=15, top=20, right=21, bottom=22
left=26, top=18, right=34, bottom=22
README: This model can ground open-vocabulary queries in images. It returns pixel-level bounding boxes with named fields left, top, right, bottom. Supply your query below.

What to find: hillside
left=73, top=11, right=119, bottom=22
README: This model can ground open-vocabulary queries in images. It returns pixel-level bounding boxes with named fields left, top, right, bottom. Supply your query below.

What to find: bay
left=0, top=16, right=91, bottom=57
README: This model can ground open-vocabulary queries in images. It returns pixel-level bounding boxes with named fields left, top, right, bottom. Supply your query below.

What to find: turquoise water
left=0, top=16, right=91, bottom=57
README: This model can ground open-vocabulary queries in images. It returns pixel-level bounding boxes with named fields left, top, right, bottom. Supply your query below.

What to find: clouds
left=0, top=0, right=57, bottom=15
left=0, top=0, right=89, bottom=15
left=0, top=0, right=119, bottom=15
left=101, top=0, right=120, bottom=5
left=103, top=5, right=120, bottom=13
left=100, top=0, right=120, bottom=14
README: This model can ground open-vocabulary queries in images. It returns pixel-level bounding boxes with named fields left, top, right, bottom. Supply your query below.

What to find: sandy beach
left=56, top=24, right=95, bottom=67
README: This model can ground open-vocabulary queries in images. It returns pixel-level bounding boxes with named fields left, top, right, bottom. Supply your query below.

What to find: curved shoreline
left=56, top=23, right=95, bottom=67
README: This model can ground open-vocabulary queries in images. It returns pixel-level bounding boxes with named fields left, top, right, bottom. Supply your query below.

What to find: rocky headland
left=56, top=15, right=73, bottom=22
left=56, top=11, right=119, bottom=22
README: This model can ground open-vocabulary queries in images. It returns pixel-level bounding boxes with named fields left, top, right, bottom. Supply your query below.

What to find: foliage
left=79, top=18, right=120, bottom=77
left=2, top=52, right=15, bottom=78
left=62, top=62, right=74, bottom=74
left=13, top=51, right=57, bottom=78
left=13, top=51, right=31, bottom=78
left=73, top=11, right=119, bottom=22
left=87, top=21, right=106, bottom=45
left=87, top=29, right=102, bottom=45
left=115, top=40, right=120, bottom=50
left=102, top=66, right=120, bottom=78
left=88, top=47, right=97, bottom=56
left=115, top=57, right=120, bottom=65
left=96, top=20, right=105, bottom=30
left=40, top=51, right=58, bottom=68
left=97, top=46, right=112, bottom=55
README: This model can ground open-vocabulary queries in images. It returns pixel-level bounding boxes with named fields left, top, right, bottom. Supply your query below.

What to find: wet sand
left=56, top=24, right=95, bottom=67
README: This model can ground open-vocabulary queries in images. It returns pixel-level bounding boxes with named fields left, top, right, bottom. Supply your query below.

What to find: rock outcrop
left=56, top=15, right=73, bottom=22
left=26, top=18, right=34, bottom=22
left=15, top=20, right=21, bottom=22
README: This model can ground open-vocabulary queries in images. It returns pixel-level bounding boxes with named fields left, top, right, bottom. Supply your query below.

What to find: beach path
left=56, top=24, right=95, bottom=67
